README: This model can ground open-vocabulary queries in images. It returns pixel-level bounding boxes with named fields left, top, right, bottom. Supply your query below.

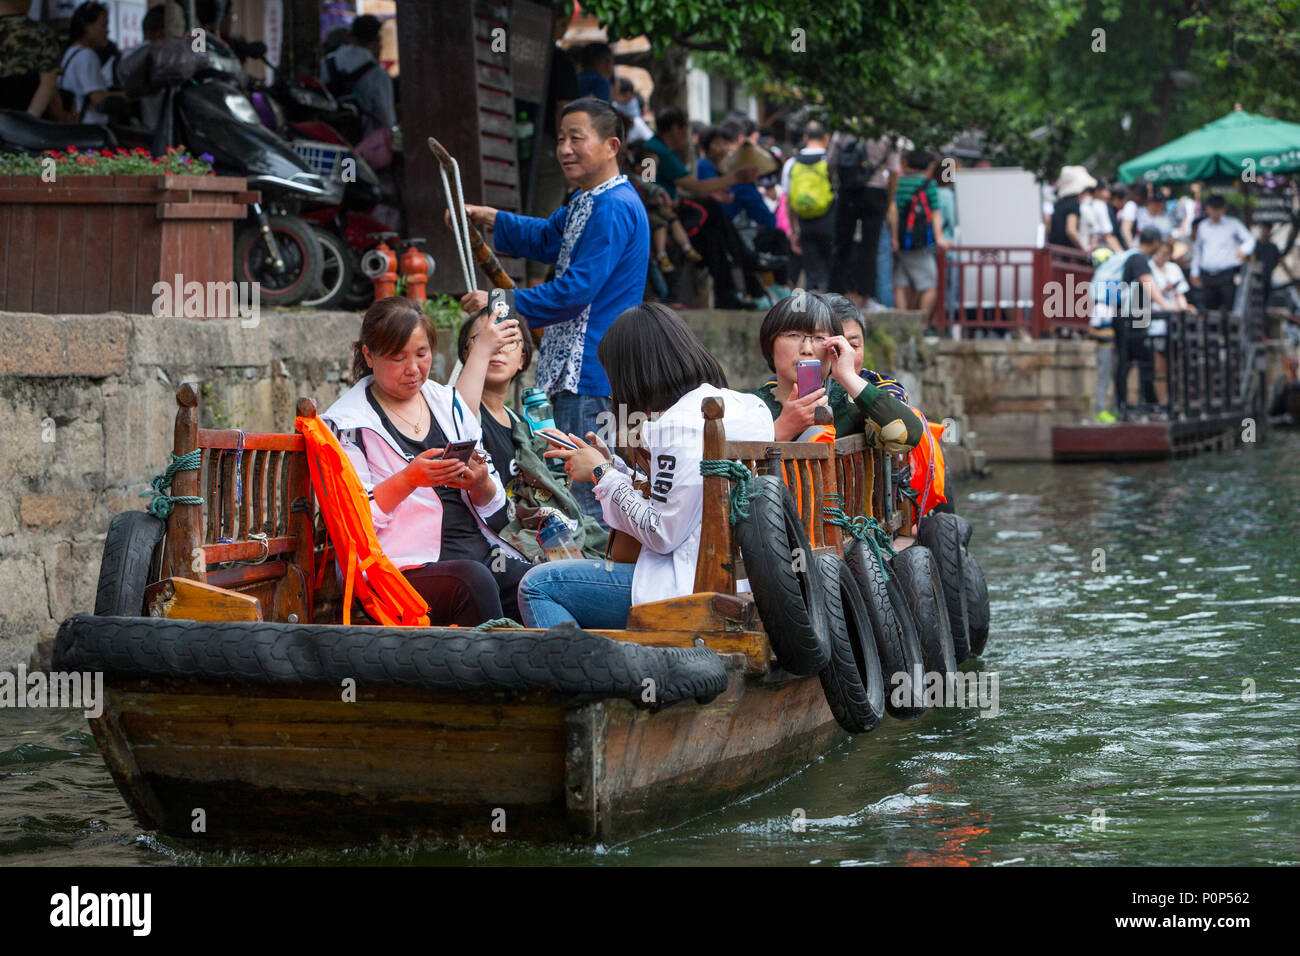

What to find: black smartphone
left=440, top=439, right=479, bottom=464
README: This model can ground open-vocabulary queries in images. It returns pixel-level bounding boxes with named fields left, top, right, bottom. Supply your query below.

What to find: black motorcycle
left=106, top=48, right=338, bottom=308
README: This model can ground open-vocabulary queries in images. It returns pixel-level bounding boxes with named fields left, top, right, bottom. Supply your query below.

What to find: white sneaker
left=864, top=298, right=888, bottom=312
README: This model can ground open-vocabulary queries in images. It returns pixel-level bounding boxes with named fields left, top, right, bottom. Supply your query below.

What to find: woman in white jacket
left=321, top=297, right=530, bottom=625
left=516, top=303, right=775, bottom=629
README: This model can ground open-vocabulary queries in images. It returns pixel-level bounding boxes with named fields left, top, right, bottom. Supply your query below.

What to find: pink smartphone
left=796, top=359, right=823, bottom=399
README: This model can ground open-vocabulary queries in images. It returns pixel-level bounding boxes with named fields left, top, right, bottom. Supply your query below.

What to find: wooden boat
left=55, top=386, right=914, bottom=847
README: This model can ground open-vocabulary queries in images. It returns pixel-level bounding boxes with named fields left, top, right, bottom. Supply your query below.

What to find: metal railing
left=933, top=244, right=1095, bottom=337
left=1115, top=309, right=1261, bottom=423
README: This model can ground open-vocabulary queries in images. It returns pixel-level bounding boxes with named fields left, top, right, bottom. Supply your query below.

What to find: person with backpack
left=828, top=132, right=898, bottom=305
left=319, top=13, right=394, bottom=140
left=892, top=149, right=948, bottom=313
left=1090, top=227, right=1172, bottom=420
left=782, top=121, right=835, bottom=291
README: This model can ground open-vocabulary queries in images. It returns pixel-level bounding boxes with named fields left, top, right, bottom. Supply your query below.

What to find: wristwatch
left=592, top=462, right=613, bottom=484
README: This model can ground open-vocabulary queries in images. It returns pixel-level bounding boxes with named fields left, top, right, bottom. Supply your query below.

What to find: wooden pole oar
left=427, top=137, right=515, bottom=290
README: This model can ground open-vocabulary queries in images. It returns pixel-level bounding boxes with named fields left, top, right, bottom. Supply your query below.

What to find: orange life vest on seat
left=296, top=414, right=431, bottom=627
left=908, top=411, right=947, bottom=521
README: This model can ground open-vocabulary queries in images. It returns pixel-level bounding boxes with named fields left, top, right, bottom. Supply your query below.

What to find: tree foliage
left=580, top=0, right=1300, bottom=179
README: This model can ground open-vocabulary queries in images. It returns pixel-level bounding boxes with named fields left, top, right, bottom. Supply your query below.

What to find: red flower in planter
left=66, top=146, right=77, bottom=154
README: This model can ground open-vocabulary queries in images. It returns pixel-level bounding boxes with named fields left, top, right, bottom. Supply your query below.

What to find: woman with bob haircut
left=515, top=302, right=775, bottom=628
left=320, top=296, right=531, bottom=625
left=752, top=291, right=922, bottom=452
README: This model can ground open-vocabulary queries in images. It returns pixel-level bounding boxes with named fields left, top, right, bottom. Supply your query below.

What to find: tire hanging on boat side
left=94, top=511, right=164, bottom=617
left=733, top=474, right=831, bottom=676
left=813, top=552, right=886, bottom=734
left=917, top=511, right=972, bottom=662
left=889, top=545, right=957, bottom=682
left=963, top=547, right=991, bottom=656
left=54, top=616, right=729, bottom=708
left=843, top=540, right=926, bottom=719
left=884, top=570, right=928, bottom=718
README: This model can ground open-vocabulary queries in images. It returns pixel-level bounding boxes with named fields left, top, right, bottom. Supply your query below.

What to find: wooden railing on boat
left=151, top=386, right=909, bottom=668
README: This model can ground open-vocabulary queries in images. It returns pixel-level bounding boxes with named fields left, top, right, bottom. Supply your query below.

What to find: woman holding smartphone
left=452, top=304, right=608, bottom=561
left=751, top=292, right=923, bottom=452
left=321, top=296, right=531, bottom=625
left=515, top=303, right=775, bottom=629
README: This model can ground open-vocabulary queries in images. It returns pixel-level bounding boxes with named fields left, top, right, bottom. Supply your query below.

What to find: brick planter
left=0, top=174, right=253, bottom=314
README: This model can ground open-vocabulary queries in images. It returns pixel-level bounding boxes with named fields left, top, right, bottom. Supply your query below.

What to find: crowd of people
left=533, top=43, right=961, bottom=316
left=1045, top=165, right=1263, bottom=422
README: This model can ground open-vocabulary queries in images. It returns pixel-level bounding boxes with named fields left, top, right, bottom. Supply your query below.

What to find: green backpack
left=788, top=154, right=833, bottom=219
left=496, top=408, right=609, bottom=562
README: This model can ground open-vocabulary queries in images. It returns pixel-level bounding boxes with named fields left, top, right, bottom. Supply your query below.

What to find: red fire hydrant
left=360, top=232, right=399, bottom=301
left=399, top=238, right=429, bottom=303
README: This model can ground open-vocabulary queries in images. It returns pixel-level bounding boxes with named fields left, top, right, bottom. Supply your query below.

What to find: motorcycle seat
left=0, top=109, right=118, bottom=153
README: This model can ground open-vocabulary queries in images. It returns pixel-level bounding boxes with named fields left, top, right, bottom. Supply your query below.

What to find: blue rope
left=699, top=460, right=759, bottom=525
left=140, top=449, right=204, bottom=519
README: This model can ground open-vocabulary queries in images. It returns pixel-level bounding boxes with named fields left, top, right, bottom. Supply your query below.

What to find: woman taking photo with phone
left=453, top=304, right=608, bottom=561
left=515, top=302, right=775, bottom=629
left=321, top=296, right=530, bottom=624
left=752, top=292, right=923, bottom=452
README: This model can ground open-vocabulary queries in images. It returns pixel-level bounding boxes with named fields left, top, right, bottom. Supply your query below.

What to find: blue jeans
left=875, top=220, right=894, bottom=306
left=517, top=559, right=635, bottom=629
left=551, top=391, right=611, bottom=529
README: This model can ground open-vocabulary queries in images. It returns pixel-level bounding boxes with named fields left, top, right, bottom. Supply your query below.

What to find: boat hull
left=90, top=658, right=844, bottom=848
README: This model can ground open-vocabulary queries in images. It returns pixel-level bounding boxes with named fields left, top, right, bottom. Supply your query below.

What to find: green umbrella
left=1118, top=109, right=1300, bottom=184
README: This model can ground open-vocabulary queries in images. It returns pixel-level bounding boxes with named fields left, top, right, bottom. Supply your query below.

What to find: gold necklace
left=379, top=395, right=426, bottom=433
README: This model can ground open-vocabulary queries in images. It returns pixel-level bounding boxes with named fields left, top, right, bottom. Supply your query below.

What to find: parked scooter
left=0, top=109, right=118, bottom=154
left=110, top=50, right=337, bottom=307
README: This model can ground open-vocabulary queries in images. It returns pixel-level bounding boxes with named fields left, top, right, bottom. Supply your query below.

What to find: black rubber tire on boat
left=53, top=615, right=729, bottom=709
left=732, top=474, right=830, bottom=676
left=953, top=512, right=973, bottom=548
left=917, top=511, right=972, bottom=662
left=813, top=552, right=885, bottom=734
left=843, top=540, right=926, bottom=719
left=889, top=545, right=957, bottom=681
left=963, top=548, right=991, bottom=656
left=94, top=511, right=164, bottom=617
left=884, top=570, right=928, bottom=718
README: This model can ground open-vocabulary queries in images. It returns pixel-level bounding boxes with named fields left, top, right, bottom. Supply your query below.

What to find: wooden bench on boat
left=81, top=385, right=912, bottom=846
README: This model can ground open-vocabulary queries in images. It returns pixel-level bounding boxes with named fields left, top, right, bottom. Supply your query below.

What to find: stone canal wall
left=0, top=306, right=971, bottom=668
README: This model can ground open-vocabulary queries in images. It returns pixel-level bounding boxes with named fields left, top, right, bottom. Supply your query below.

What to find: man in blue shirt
left=458, top=98, right=649, bottom=526
left=575, top=43, right=612, bottom=102
left=697, top=122, right=777, bottom=232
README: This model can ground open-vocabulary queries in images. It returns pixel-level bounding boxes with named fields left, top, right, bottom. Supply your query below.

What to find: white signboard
left=951, top=166, right=1044, bottom=310
left=110, top=0, right=147, bottom=50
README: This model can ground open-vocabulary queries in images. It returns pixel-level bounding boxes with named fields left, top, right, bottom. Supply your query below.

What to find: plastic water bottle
left=536, top=510, right=583, bottom=561
left=521, top=387, right=556, bottom=433
left=521, top=387, right=566, bottom=475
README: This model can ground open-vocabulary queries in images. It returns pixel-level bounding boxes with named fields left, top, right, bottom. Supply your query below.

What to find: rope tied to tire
left=473, top=617, right=524, bottom=631
left=140, top=449, right=204, bottom=519
left=699, top=460, right=759, bottom=525
left=824, top=493, right=897, bottom=579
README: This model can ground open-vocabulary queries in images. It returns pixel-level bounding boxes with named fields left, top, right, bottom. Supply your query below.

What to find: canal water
left=3, top=431, right=1298, bottom=867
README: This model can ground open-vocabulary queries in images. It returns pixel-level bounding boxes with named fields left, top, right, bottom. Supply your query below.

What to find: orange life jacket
left=908, top=411, right=947, bottom=521
left=296, top=414, right=431, bottom=627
